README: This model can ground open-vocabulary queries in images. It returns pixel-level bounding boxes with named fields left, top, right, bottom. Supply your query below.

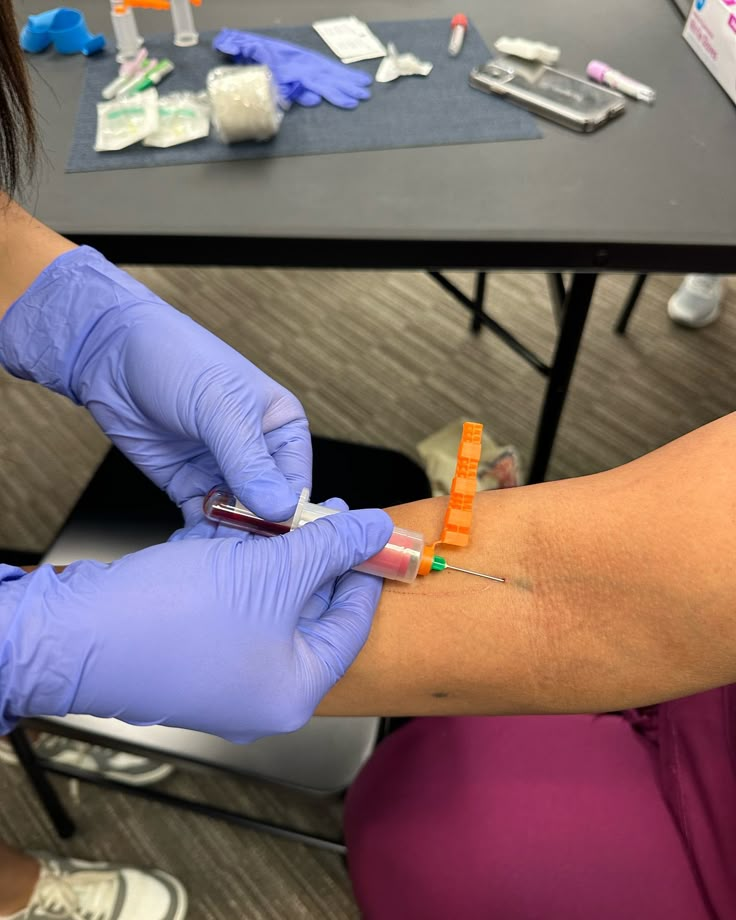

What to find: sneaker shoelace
left=29, top=863, right=120, bottom=920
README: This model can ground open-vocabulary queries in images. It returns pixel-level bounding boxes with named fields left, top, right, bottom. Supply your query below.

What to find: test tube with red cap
left=448, top=13, right=468, bottom=57
left=203, top=487, right=504, bottom=584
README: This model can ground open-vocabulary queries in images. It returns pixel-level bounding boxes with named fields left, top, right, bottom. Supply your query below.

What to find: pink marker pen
left=587, top=60, right=656, bottom=104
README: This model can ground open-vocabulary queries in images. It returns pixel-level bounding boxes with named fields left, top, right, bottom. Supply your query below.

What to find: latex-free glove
left=0, top=246, right=310, bottom=527
left=213, top=29, right=372, bottom=109
left=0, top=507, right=393, bottom=742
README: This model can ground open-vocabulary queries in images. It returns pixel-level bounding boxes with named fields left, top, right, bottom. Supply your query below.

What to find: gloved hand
left=0, top=507, right=393, bottom=741
left=0, top=246, right=310, bottom=529
left=213, top=29, right=372, bottom=109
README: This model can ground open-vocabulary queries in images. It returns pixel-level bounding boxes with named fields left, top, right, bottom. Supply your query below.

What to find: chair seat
left=40, top=712, right=379, bottom=793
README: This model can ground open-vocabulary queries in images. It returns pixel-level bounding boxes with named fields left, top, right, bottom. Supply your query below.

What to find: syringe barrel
left=170, top=0, right=198, bottom=47
left=111, top=5, right=142, bottom=62
left=203, top=488, right=425, bottom=583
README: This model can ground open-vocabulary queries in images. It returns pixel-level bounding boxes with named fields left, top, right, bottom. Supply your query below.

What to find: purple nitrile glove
left=0, top=246, right=310, bottom=529
left=213, top=29, right=372, bottom=109
left=0, top=507, right=393, bottom=741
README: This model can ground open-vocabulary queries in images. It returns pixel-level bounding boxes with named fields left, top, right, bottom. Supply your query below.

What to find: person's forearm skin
left=319, top=413, right=736, bottom=716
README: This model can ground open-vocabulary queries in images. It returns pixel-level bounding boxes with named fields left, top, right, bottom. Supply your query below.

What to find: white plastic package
left=375, top=42, right=433, bottom=83
left=143, top=92, right=210, bottom=147
left=493, top=36, right=560, bottom=65
left=207, top=65, right=283, bottom=144
left=94, top=88, right=159, bottom=151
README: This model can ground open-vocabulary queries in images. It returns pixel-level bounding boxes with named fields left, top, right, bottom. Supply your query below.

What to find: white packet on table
left=143, top=92, right=210, bottom=147
left=312, top=16, right=386, bottom=63
left=95, top=88, right=159, bottom=151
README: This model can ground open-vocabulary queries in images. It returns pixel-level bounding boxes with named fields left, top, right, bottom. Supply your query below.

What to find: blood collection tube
left=448, top=13, right=468, bottom=57
left=203, top=488, right=436, bottom=584
left=586, top=60, right=656, bottom=104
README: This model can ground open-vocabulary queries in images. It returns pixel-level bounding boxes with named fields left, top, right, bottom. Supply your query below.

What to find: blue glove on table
left=0, top=246, right=310, bottom=529
left=213, top=29, right=372, bottom=109
left=0, top=508, right=393, bottom=741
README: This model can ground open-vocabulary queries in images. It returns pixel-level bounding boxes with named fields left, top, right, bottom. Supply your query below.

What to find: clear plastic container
left=110, top=3, right=142, bottom=63
left=203, top=488, right=427, bottom=583
left=170, top=0, right=198, bottom=47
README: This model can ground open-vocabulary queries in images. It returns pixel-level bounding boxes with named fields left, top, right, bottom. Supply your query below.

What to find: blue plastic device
left=20, top=7, right=106, bottom=55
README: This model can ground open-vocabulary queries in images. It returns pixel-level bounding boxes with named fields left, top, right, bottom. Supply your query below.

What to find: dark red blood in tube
left=209, top=506, right=291, bottom=536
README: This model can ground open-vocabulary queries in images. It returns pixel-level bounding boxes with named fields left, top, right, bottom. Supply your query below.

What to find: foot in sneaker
left=1, top=855, right=187, bottom=920
left=667, top=274, right=723, bottom=328
left=0, top=735, right=173, bottom=786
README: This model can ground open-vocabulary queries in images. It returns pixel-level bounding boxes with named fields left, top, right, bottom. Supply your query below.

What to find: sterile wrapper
left=143, top=92, right=210, bottom=148
left=94, top=87, right=159, bottom=151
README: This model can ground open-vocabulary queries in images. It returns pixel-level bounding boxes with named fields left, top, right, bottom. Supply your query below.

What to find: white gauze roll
left=207, top=65, right=283, bottom=143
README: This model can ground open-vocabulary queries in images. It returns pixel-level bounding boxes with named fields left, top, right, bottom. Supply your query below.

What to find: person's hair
left=0, top=2, right=36, bottom=197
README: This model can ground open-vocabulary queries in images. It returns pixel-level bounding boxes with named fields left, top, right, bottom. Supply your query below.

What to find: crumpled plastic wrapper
left=375, top=42, right=433, bottom=83
left=417, top=418, right=522, bottom=496
left=207, top=65, right=284, bottom=143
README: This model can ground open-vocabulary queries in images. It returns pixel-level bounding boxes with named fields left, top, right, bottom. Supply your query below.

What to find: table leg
left=470, top=272, right=487, bottom=334
left=528, top=273, right=598, bottom=484
left=546, top=273, right=566, bottom=327
left=614, top=274, right=648, bottom=335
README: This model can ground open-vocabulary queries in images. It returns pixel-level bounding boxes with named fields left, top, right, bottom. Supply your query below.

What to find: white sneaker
left=667, top=274, right=723, bottom=327
left=0, top=735, right=173, bottom=786
left=4, top=855, right=187, bottom=920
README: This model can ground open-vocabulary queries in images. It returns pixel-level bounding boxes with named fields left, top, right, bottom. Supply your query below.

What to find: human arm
left=0, top=195, right=310, bottom=528
left=319, top=413, right=736, bottom=716
left=1, top=508, right=393, bottom=741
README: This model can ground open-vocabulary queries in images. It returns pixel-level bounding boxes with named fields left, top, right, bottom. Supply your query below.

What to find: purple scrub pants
left=345, top=688, right=736, bottom=919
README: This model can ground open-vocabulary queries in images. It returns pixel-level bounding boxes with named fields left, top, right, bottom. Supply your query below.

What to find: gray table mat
left=67, top=18, right=541, bottom=173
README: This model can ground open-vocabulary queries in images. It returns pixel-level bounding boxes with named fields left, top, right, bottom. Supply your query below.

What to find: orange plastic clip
left=120, top=0, right=201, bottom=8
left=121, top=0, right=171, bottom=9
left=417, top=421, right=483, bottom=575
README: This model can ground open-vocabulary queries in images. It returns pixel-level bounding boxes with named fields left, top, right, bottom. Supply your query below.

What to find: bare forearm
left=320, top=414, right=736, bottom=716
left=0, top=195, right=75, bottom=317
